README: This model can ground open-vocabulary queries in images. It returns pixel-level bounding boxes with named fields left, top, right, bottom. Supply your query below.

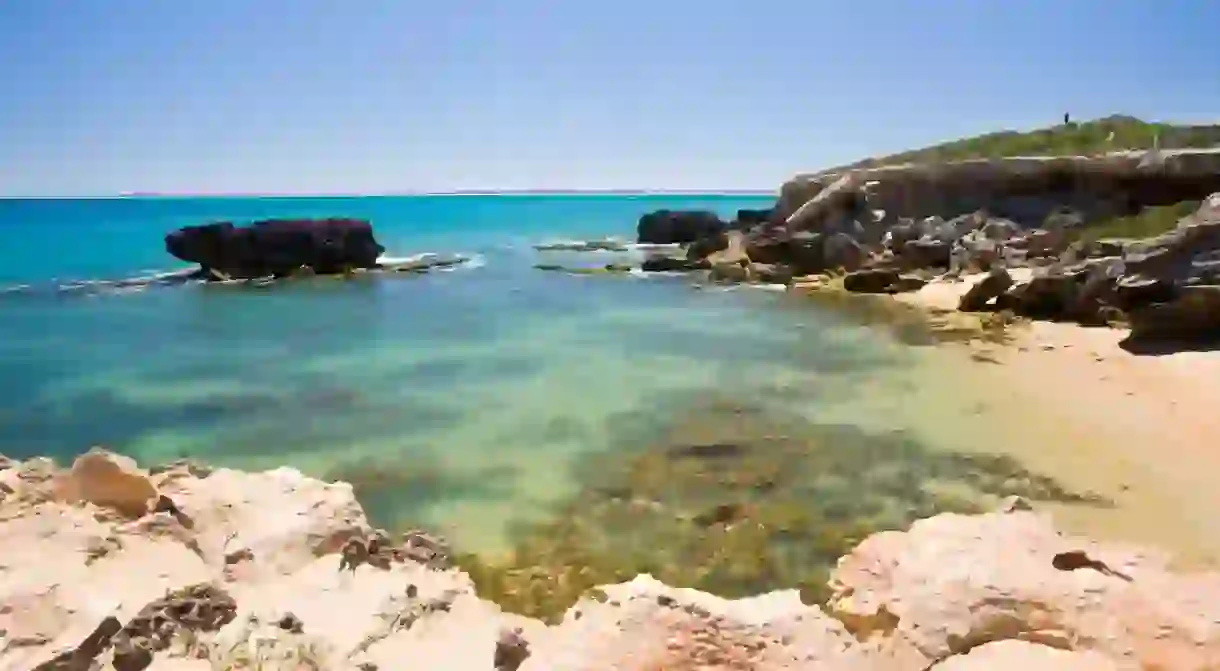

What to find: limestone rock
left=55, top=448, right=158, bottom=518
left=828, top=511, right=1220, bottom=670
left=932, top=640, right=1118, bottom=670
left=158, top=466, right=369, bottom=580
left=521, top=574, right=866, bottom=670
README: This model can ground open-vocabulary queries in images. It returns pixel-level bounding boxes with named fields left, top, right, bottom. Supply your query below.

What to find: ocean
left=0, top=194, right=1096, bottom=556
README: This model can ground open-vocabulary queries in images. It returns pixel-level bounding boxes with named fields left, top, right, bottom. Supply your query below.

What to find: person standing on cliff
left=1064, top=112, right=1071, bottom=125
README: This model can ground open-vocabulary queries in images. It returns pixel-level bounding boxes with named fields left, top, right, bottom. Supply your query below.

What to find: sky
left=0, top=1, right=1218, bottom=196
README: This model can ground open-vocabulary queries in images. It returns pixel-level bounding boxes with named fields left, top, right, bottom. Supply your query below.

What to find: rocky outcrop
left=636, top=210, right=727, bottom=244
left=6, top=450, right=1219, bottom=670
left=165, top=218, right=386, bottom=279
left=779, top=149, right=1220, bottom=230
left=943, top=194, right=1220, bottom=341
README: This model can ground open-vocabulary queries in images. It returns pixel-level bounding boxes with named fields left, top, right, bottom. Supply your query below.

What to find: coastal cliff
left=3, top=450, right=1219, bottom=670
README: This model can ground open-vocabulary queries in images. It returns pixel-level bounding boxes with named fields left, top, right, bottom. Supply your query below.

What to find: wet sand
left=893, top=272, right=1220, bottom=568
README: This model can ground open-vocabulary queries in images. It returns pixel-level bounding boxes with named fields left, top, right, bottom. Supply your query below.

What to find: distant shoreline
left=2, top=189, right=775, bottom=201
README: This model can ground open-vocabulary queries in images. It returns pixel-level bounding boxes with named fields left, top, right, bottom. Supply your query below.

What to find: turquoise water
left=0, top=194, right=963, bottom=550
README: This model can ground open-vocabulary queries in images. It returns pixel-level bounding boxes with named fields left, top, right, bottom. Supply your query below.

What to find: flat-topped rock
left=165, top=218, right=386, bottom=279
left=779, top=149, right=1220, bottom=231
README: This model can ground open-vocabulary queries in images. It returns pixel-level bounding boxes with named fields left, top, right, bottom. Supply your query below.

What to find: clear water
left=0, top=194, right=1109, bottom=554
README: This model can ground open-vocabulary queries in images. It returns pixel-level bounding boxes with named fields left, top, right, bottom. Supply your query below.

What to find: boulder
left=933, top=640, right=1118, bottom=670
left=636, top=210, right=727, bottom=244
left=958, top=268, right=1014, bottom=311
left=745, top=231, right=828, bottom=274
left=685, top=231, right=730, bottom=260
left=55, top=449, right=158, bottom=518
left=709, top=261, right=750, bottom=283
left=165, top=218, right=385, bottom=279
left=1127, top=284, right=1220, bottom=342
left=901, top=238, right=953, bottom=269
left=843, top=269, right=901, bottom=294
left=823, top=232, right=867, bottom=271
left=750, top=263, right=795, bottom=285
left=828, top=511, right=1220, bottom=670
left=520, top=574, right=867, bottom=670
left=732, top=208, right=774, bottom=228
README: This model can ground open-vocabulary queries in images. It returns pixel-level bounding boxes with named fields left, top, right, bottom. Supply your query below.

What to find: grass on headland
left=839, top=115, right=1220, bottom=170
left=1066, top=200, right=1200, bottom=245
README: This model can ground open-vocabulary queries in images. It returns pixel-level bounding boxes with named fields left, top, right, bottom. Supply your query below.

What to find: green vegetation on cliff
left=1068, top=199, right=1202, bottom=243
left=843, top=115, right=1220, bottom=170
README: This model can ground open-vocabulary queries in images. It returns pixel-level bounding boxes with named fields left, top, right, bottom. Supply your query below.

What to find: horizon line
left=2, top=188, right=777, bottom=200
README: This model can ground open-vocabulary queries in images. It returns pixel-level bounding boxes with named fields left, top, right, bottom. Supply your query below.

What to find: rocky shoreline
left=614, top=152, right=1220, bottom=349
left=3, top=449, right=1219, bottom=670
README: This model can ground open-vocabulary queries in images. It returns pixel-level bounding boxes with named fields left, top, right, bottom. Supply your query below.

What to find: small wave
left=377, top=252, right=438, bottom=265
left=459, top=254, right=486, bottom=270
left=628, top=243, right=681, bottom=252
left=743, top=283, right=789, bottom=293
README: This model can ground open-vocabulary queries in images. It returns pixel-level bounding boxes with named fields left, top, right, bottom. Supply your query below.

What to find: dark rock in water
left=166, top=218, right=385, bottom=279
left=641, top=256, right=709, bottom=272
left=533, top=239, right=627, bottom=252
left=732, top=208, right=774, bottom=229
left=959, top=268, right=1015, bottom=311
left=636, top=210, right=727, bottom=244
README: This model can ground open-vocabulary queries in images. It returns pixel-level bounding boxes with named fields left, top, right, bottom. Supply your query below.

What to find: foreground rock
left=829, top=509, right=1220, bottom=670
left=165, top=218, right=386, bottom=280
left=4, top=450, right=1219, bottom=669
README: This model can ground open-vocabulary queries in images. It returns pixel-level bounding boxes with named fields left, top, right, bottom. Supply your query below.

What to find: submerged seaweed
left=454, top=399, right=1107, bottom=621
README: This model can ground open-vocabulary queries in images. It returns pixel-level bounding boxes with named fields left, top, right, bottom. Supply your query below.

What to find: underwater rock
left=532, top=239, right=628, bottom=252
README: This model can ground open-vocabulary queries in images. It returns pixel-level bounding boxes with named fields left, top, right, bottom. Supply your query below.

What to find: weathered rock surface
left=521, top=574, right=866, bottom=670
left=165, top=218, right=386, bottom=279
left=829, top=510, right=1220, bottom=670
left=780, top=149, right=1220, bottom=230
left=6, top=451, right=1220, bottom=670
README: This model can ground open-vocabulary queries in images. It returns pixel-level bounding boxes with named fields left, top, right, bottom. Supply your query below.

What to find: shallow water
left=0, top=195, right=1139, bottom=558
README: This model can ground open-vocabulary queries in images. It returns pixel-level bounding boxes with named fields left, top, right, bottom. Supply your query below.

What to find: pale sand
left=895, top=272, right=1220, bottom=568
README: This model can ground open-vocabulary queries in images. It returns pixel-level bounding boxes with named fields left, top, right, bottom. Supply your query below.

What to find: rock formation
left=636, top=210, right=727, bottom=245
left=4, top=449, right=1220, bottom=670
left=778, top=149, right=1220, bottom=230
left=165, top=218, right=386, bottom=280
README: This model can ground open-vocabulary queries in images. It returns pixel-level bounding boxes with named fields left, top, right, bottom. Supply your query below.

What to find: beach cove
left=3, top=189, right=1219, bottom=571
left=4, top=178, right=1220, bottom=668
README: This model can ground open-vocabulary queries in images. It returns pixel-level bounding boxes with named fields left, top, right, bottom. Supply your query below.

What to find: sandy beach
left=893, top=271, right=1220, bottom=568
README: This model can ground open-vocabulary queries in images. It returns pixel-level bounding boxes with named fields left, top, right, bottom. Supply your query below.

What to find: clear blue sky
left=1, top=0, right=1217, bottom=196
